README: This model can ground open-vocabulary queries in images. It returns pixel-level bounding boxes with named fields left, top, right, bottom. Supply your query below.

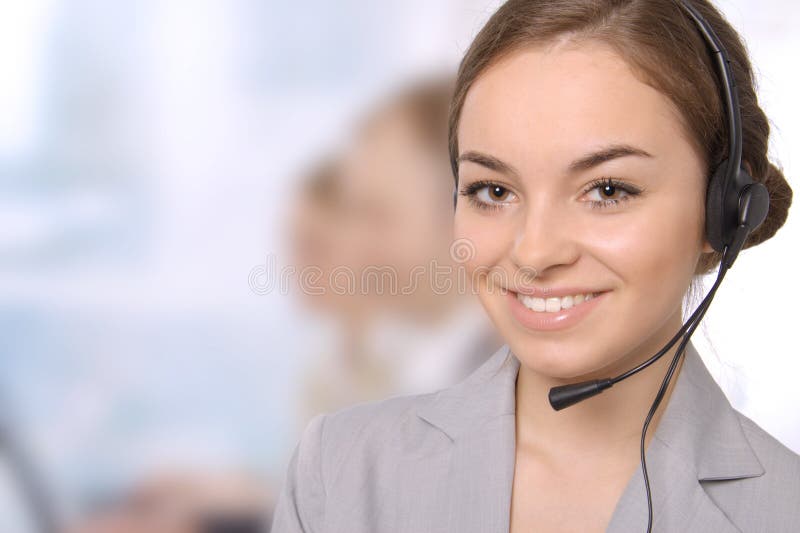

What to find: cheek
left=646, top=198, right=704, bottom=275
left=592, top=198, right=704, bottom=311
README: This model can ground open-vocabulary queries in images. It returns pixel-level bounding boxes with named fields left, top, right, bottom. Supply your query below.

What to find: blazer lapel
left=416, top=341, right=763, bottom=533
left=606, top=340, right=764, bottom=532
left=416, top=344, right=517, bottom=532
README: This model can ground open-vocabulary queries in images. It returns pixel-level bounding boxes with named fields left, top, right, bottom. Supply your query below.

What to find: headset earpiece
left=704, top=162, right=729, bottom=252
left=706, top=159, right=770, bottom=267
left=721, top=179, right=769, bottom=268
left=738, top=181, right=769, bottom=230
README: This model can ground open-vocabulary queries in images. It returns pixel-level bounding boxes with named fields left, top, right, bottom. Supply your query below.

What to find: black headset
left=451, top=1, right=770, bottom=532
left=681, top=1, right=770, bottom=266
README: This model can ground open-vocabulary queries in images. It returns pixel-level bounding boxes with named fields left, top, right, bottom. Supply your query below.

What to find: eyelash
left=582, top=177, right=643, bottom=209
left=458, top=177, right=643, bottom=211
left=459, top=180, right=511, bottom=212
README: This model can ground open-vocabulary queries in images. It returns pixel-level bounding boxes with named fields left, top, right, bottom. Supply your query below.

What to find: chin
left=508, top=337, right=618, bottom=381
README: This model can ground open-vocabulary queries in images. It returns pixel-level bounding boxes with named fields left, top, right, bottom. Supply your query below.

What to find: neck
left=514, top=312, right=687, bottom=466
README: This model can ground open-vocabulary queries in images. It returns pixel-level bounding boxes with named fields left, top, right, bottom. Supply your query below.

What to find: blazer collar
left=415, top=340, right=764, bottom=531
left=416, top=343, right=516, bottom=441
left=416, top=340, right=763, bottom=480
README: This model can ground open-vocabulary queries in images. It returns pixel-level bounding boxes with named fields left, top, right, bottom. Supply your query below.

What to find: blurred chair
left=69, top=469, right=271, bottom=533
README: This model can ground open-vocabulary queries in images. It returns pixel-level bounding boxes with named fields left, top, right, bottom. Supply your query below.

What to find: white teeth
left=516, top=292, right=599, bottom=313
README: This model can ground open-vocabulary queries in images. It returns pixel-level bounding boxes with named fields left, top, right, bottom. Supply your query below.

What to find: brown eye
left=600, top=183, right=619, bottom=199
left=460, top=180, right=518, bottom=211
left=583, top=178, right=641, bottom=209
left=475, top=184, right=515, bottom=205
left=488, top=185, right=511, bottom=201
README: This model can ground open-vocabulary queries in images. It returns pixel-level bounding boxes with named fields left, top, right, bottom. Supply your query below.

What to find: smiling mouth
left=514, top=291, right=605, bottom=313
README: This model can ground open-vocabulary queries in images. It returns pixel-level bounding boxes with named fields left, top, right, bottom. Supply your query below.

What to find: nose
left=509, top=198, right=580, bottom=276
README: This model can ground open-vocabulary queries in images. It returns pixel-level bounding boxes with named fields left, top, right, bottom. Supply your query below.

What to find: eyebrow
left=457, top=143, right=654, bottom=176
left=568, top=144, right=654, bottom=172
left=457, top=151, right=520, bottom=177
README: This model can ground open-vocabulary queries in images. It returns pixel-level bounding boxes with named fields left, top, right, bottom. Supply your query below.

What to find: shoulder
left=270, top=389, right=445, bottom=528
left=735, top=409, right=800, bottom=482
left=738, top=408, right=798, bottom=455
left=315, top=344, right=511, bottom=454
left=318, top=344, right=512, bottom=446
left=316, top=389, right=446, bottom=478
left=270, top=345, right=511, bottom=532
left=270, top=391, right=446, bottom=532
left=324, top=389, right=434, bottom=435
left=707, top=409, right=800, bottom=531
left=324, top=386, right=428, bottom=428
left=298, top=386, right=441, bottom=459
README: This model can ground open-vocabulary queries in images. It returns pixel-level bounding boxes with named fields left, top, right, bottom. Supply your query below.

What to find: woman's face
left=454, top=41, right=714, bottom=380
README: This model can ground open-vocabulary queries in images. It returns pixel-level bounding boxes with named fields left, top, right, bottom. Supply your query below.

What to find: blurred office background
left=0, top=0, right=798, bottom=530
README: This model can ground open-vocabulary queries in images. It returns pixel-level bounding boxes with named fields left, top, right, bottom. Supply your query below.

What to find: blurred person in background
left=287, top=75, right=503, bottom=430
left=67, top=75, right=502, bottom=533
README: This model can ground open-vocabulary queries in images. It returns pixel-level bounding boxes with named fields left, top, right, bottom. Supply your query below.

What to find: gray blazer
left=271, top=341, right=800, bottom=532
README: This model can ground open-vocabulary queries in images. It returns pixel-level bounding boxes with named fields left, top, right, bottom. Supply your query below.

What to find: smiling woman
left=454, top=40, right=714, bottom=375
left=270, top=2, right=798, bottom=533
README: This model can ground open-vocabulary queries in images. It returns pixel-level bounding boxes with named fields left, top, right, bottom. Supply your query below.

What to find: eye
left=459, top=180, right=518, bottom=211
left=582, top=178, right=642, bottom=209
left=478, top=184, right=513, bottom=203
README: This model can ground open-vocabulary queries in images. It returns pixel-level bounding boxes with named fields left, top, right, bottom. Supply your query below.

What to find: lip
left=507, top=289, right=610, bottom=332
left=512, top=286, right=604, bottom=298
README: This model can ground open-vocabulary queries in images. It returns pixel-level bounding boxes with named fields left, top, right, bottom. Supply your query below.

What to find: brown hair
left=447, top=0, right=792, bottom=275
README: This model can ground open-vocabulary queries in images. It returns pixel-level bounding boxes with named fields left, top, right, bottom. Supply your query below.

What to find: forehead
left=458, top=41, right=689, bottom=169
